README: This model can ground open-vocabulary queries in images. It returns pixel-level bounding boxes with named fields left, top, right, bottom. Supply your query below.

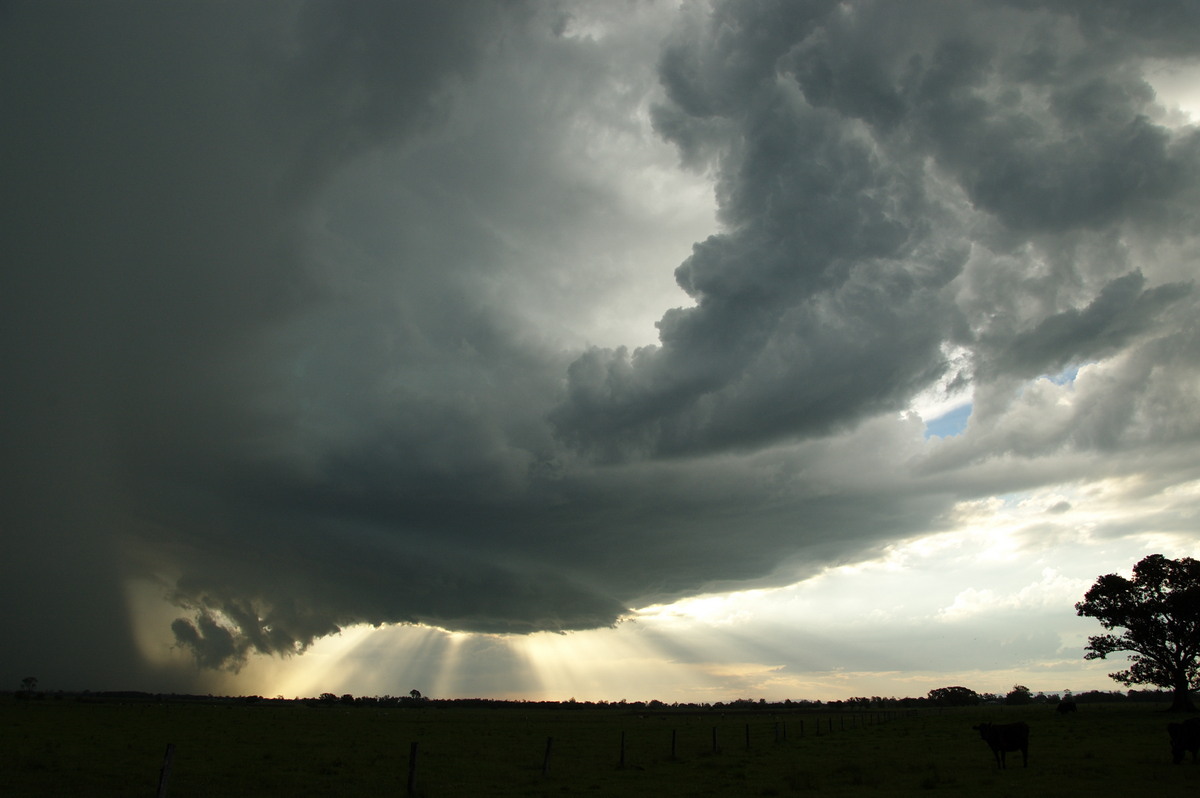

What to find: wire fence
left=139, top=708, right=915, bottom=796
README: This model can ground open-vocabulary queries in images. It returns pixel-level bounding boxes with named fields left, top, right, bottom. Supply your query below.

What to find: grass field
left=5, top=698, right=1200, bottom=796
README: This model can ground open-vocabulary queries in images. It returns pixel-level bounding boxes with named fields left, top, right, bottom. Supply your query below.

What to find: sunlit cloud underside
left=180, top=471, right=1200, bottom=702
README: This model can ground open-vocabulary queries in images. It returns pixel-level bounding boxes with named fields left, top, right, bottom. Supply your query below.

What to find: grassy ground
left=4, top=698, right=1200, bottom=796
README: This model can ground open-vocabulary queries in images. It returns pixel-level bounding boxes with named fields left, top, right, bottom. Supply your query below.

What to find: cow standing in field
left=1167, top=717, right=1200, bottom=764
left=972, top=722, right=1029, bottom=769
left=1056, top=699, right=1077, bottom=715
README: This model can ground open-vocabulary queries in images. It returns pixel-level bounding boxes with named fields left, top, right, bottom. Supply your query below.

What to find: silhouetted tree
left=1005, top=684, right=1033, bottom=705
left=927, top=686, right=980, bottom=706
left=1076, top=554, right=1200, bottom=712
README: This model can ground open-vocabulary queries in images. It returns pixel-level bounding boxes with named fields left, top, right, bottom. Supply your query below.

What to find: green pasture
left=4, top=698, right=1200, bottom=796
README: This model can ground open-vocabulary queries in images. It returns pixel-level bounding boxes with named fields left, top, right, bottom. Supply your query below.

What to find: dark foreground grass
left=5, top=698, right=1200, bottom=796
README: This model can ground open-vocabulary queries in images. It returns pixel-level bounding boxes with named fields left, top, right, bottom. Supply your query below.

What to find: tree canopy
left=1005, top=684, right=1033, bottom=705
left=927, top=685, right=979, bottom=706
left=1075, top=554, right=1200, bottom=712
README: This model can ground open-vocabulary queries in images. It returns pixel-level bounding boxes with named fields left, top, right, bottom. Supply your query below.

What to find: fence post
left=407, top=741, right=418, bottom=795
left=619, top=731, right=626, bottom=769
left=745, top=723, right=751, bottom=750
left=542, top=737, right=553, bottom=777
left=671, top=729, right=678, bottom=760
left=712, top=726, right=719, bottom=754
left=156, top=743, right=175, bottom=798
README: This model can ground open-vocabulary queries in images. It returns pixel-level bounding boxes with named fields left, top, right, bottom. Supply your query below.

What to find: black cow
left=972, top=722, right=1029, bottom=769
left=1056, top=699, right=1077, bottom=715
left=1167, top=717, right=1200, bottom=764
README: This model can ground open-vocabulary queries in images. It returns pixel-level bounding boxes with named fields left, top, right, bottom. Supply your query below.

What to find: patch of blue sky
left=1047, top=365, right=1080, bottom=385
left=924, top=403, right=972, bottom=439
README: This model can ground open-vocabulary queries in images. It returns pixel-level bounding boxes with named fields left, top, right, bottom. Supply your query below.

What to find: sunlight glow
left=129, top=470, right=1200, bottom=705
left=635, top=589, right=773, bottom=626
left=1146, top=59, right=1200, bottom=124
left=125, top=576, right=197, bottom=671
left=510, top=627, right=709, bottom=702
left=266, top=624, right=381, bottom=698
left=905, top=343, right=973, bottom=422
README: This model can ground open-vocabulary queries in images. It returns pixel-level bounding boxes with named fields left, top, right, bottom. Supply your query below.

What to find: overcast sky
left=4, top=0, right=1200, bottom=702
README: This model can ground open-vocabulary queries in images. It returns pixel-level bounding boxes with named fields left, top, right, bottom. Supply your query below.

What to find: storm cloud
left=2, top=0, right=1198, bottom=686
left=555, top=0, right=1197, bottom=457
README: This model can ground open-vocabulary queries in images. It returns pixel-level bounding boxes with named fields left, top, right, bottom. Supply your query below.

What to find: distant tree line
left=914, top=684, right=1182, bottom=709
left=8, top=686, right=1186, bottom=710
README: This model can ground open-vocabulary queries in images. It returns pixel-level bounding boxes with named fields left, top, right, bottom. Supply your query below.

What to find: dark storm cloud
left=3, top=0, right=1198, bottom=685
left=1007, top=0, right=1200, bottom=54
left=985, top=270, right=1191, bottom=378
left=0, top=0, right=516, bottom=682
left=553, top=0, right=1199, bottom=458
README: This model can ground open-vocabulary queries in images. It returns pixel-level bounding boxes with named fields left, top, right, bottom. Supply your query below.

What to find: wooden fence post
left=407, top=741, right=419, bottom=795
left=671, top=729, right=678, bottom=760
left=156, top=743, right=175, bottom=798
left=542, top=737, right=553, bottom=777
left=712, top=726, right=719, bottom=754
left=745, top=723, right=751, bottom=749
left=619, top=731, right=626, bottom=769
